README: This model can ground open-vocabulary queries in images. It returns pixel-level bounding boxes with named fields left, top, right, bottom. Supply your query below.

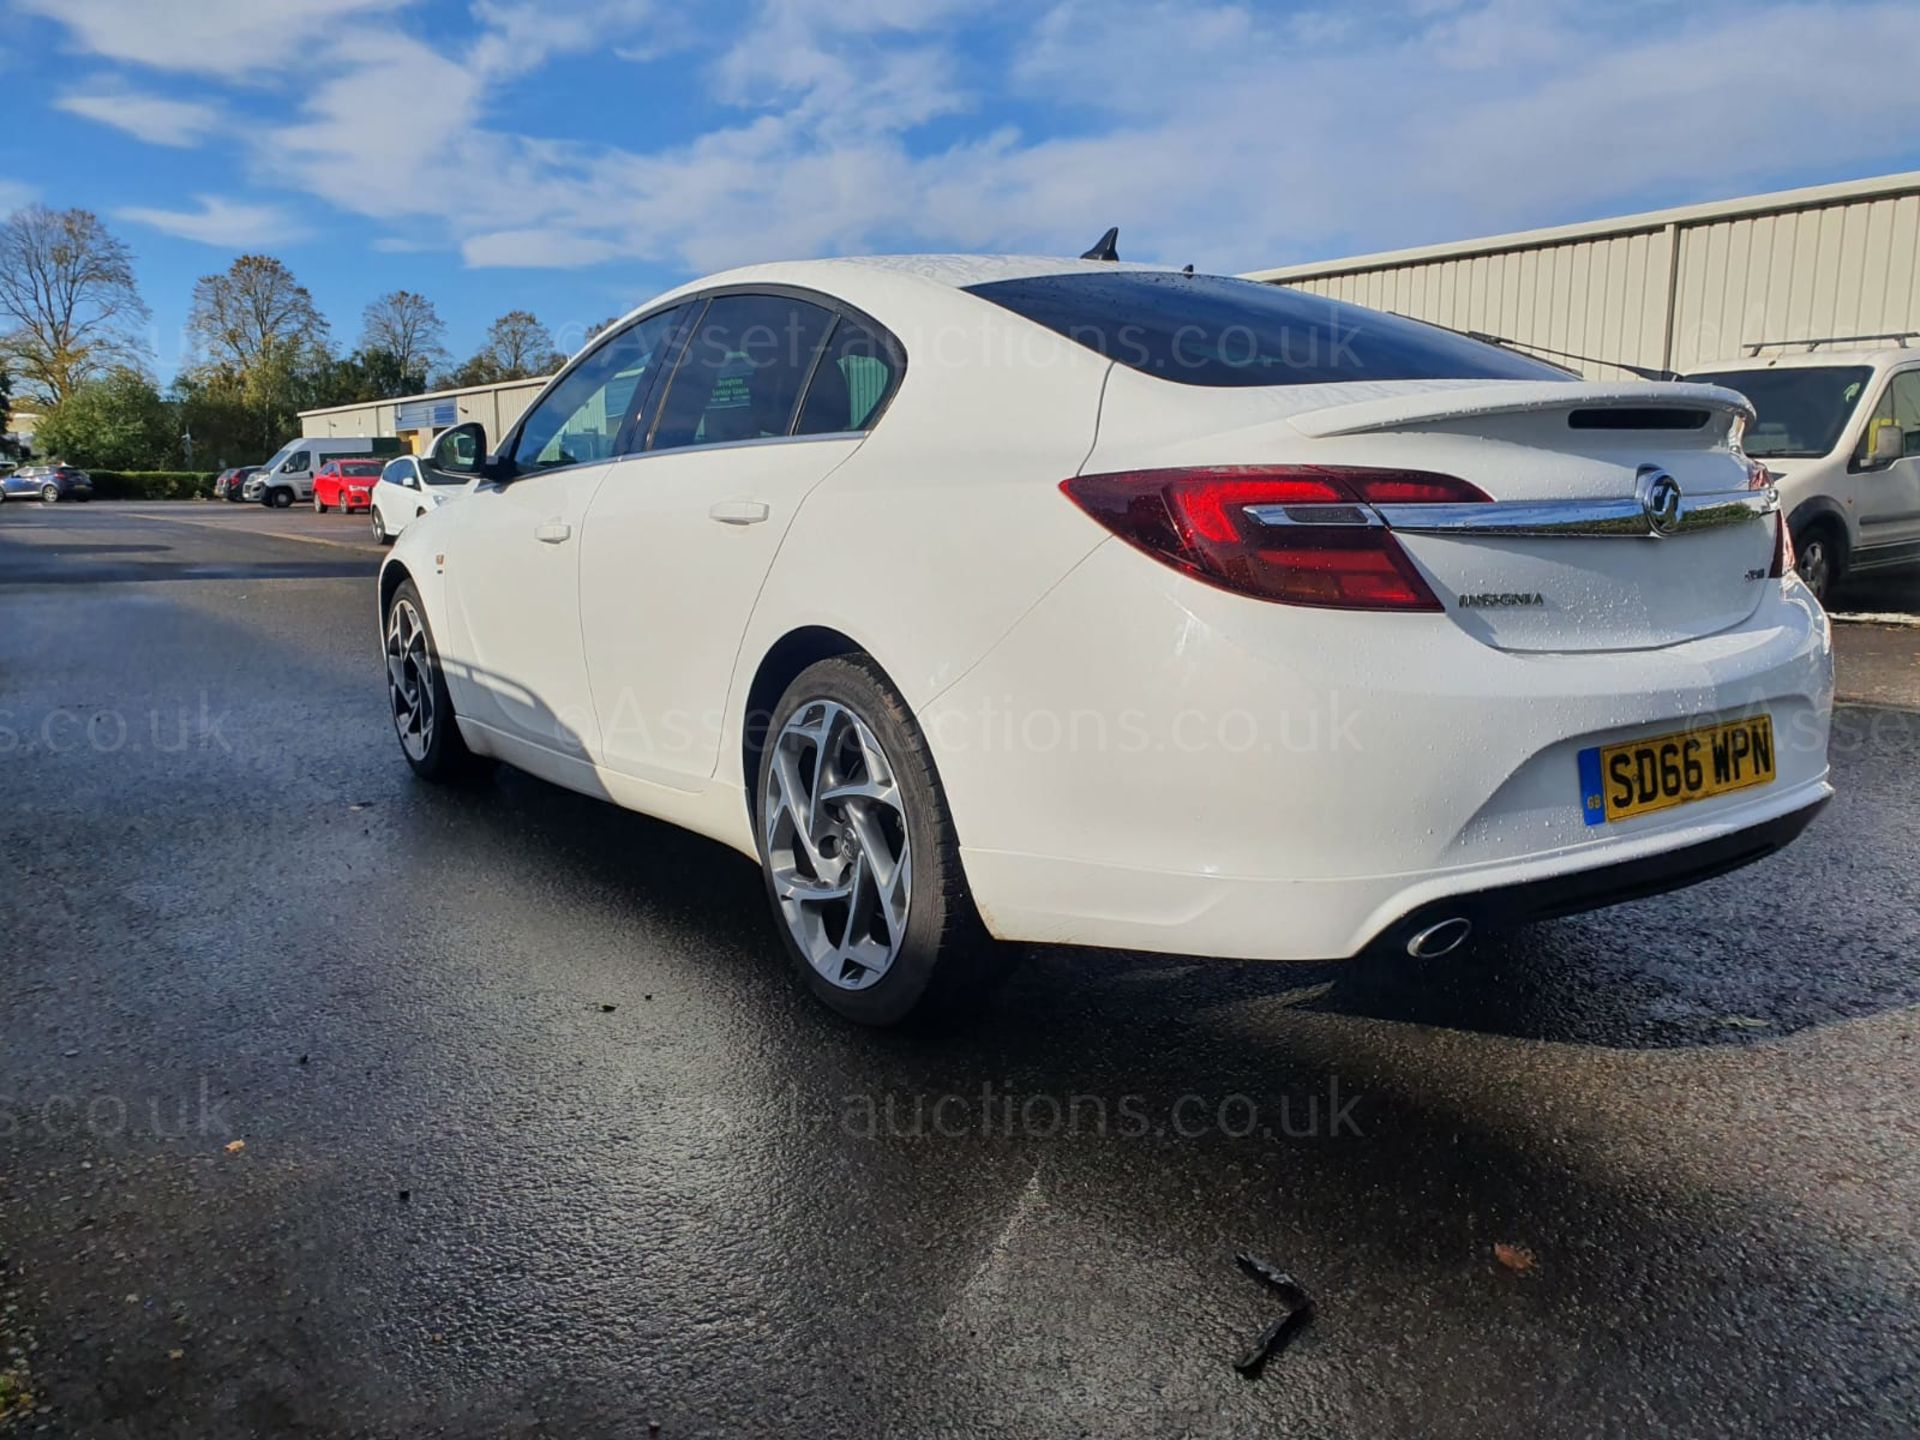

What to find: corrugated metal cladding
left=301, top=376, right=550, bottom=447
left=1247, top=173, right=1920, bottom=381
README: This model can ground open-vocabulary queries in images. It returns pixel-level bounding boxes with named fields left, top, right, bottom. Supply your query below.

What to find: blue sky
left=3, top=0, right=1919, bottom=382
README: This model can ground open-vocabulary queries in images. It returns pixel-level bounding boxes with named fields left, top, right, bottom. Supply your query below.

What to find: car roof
left=627, top=253, right=1182, bottom=320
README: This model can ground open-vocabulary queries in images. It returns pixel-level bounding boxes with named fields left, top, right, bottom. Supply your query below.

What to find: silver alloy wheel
left=764, top=699, right=912, bottom=991
left=42, top=484, right=58, bottom=503
left=370, top=508, right=384, bottom=541
left=385, top=598, right=435, bottom=762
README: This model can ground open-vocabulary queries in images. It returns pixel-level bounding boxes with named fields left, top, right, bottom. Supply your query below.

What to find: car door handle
left=708, top=500, right=770, bottom=525
left=535, top=520, right=572, bottom=544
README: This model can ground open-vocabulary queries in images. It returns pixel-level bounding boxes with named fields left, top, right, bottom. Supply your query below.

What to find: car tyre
left=384, top=580, right=490, bottom=784
left=41, top=484, right=59, bottom=504
left=756, top=654, right=1010, bottom=1028
left=270, top=488, right=293, bottom=509
left=370, top=508, right=390, bottom=543
left=313, top=494, right=327, bottom=512
left=1792, top=519, right=1844, bottom=605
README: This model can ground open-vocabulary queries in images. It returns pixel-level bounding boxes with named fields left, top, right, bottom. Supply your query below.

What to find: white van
left=244, top=437, right=401, bottom=507
left=1686, top=338, right=1920, bottom=602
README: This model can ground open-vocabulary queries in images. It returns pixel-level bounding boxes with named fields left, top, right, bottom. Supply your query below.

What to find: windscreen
left=1683, top=365, right=1872, bottom=459
left=964, top=271, right=1566, bottom=387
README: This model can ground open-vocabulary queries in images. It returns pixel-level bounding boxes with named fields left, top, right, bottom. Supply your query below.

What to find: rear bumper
left=1363, top=790, right=1827, bottom=955
left=926, top=539, right=1835, bottom=962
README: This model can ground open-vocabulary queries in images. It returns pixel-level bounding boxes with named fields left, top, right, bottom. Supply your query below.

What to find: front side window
left=283, top=451, right=311, bottom=473
left=510, top=306, right=685, bottom=476
left=1852, top=370, right=1920, bottom=466
left=965, top=271, right=1565, bottom=388
left=1686, top=365, right=1872, bottom=460
left=381, top=459, right=417, bottom=488
left=649, top=294, right=836, bottom=452
left=795, top=318, right=898, bottom=434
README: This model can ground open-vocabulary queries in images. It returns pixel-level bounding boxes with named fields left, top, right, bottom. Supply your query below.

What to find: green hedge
left=86, top=471, right=222, bottom=500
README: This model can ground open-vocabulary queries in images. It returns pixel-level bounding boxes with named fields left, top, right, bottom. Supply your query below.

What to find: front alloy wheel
left=385, top=596, right=436, bottom=763
left=764, top=699, right=913, bottom=991
left=383, top=581, right=488, bottom=782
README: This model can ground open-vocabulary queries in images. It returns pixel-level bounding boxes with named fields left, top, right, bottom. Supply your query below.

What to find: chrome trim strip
left=1241, top=503, right=1382, bottom=528
left=1371, top=486, right=1776, bottom=539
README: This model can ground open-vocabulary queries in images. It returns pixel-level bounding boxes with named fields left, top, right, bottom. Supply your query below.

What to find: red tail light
left=1060, top=466, right=1490, bottom=611
left=1745, top=458, right=1792, bottom=579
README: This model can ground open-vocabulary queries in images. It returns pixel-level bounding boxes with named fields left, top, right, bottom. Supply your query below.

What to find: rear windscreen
left=964, top=271, right=1565, bottom=388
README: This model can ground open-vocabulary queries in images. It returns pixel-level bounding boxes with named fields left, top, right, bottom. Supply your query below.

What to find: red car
left=311, top=459, right=384, bottom=513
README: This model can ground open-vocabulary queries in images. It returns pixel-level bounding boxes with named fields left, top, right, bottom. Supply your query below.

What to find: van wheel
left=1793, top=521, right=1843, bottom=604
left=270, top=488, right=293, bottom=509
left=756, top=655, right=1010, bottom=1027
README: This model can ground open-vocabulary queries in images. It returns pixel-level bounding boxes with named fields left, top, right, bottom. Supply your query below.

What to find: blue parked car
left=1, top=464, right=92, bottom=503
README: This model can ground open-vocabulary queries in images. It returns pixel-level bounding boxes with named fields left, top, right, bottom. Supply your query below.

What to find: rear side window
left=650, top=295, right=837, bottom=452
left=963, top=271, right=1565, bottom=387
left=795, top=318, right=898, bottom=435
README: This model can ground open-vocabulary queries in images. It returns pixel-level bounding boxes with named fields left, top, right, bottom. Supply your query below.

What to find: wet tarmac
left=2, top=502, right=1918, bottom=1437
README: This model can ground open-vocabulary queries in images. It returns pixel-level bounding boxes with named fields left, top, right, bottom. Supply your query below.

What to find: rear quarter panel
left=722, top=278, right=1118, bottom=788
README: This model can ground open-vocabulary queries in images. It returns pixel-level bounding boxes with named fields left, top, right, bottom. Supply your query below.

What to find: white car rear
left=377, top=256, right=1833, bottom=1025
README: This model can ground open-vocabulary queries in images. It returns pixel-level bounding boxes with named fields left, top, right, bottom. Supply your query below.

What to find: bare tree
left=447, top=310, right=566, bottom=388
left=186, top=255, right=328, bottom=375
left=359, top=290, right=448, bottom=382
left=484, top=309, right=560, bottom=377
left=0, top=205, right=150, bottom=406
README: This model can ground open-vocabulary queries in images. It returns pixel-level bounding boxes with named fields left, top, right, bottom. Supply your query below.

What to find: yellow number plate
left=1578, top=715, right=1776, bottom=825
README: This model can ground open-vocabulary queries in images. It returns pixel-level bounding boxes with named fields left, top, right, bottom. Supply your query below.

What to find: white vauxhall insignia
left=377, top=255, right=1834, bottom=1026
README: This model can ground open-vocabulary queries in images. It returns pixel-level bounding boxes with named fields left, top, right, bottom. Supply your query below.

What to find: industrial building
left=1246, top=171, right=1920, bottom=380
left=299, top=171, right=1920, bottom=447
left=298, top=374, right=551, bottom=453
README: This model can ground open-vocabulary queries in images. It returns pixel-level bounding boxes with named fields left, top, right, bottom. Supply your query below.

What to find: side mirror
left=1870, top=419, right=1906, bottom=466
left=429, top=422, right=501, bottom=480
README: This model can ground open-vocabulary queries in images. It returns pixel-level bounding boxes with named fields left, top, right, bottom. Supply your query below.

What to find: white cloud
left=117, top=194, right=297, bottom=247
left=56, top=83, right=220, bottom=147
left=15, top=0, right=407, bottom=76
left=21, top=0, right=1920, bottom=280
left=0, top=178, right=34, bottom=216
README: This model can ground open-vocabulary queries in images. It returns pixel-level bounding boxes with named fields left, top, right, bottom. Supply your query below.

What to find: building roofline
left=1242, top=171, right=1920, bottom=283
left=297, top=373, right=555, bottom=421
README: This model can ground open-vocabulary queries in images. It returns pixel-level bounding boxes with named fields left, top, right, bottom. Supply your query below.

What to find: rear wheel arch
left=740, top=626, right=875, bottom=824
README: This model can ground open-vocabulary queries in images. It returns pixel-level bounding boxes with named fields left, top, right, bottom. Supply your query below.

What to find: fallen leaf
left=167, top=1349, right=184, bottom=1362
left=1493, top=1242, right=1536, bottom=1272
left=224, top=1140, right=246, bottom=1154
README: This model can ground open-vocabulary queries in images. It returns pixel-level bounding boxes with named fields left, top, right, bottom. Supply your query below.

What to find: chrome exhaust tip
left=1406, top=917, right=1473, bottom=959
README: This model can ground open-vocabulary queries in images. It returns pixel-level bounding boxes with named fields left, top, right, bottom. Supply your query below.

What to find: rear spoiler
left=1289, top=382, right=1755, bottom=440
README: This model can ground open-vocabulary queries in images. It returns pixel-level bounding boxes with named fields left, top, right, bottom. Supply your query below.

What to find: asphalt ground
left=2, top=500, right=1918, bottom=1438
